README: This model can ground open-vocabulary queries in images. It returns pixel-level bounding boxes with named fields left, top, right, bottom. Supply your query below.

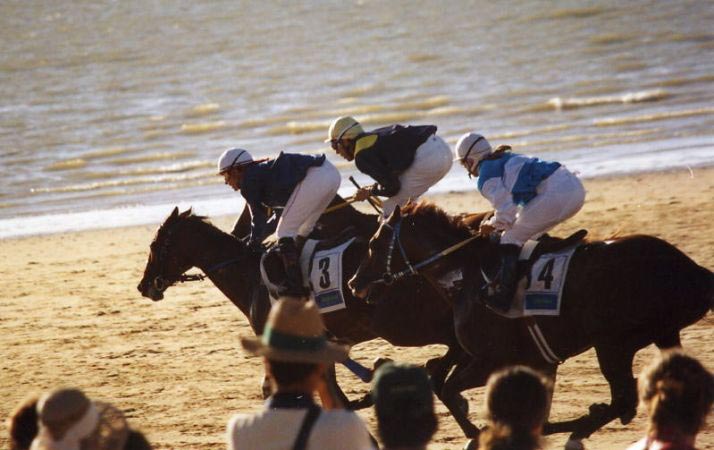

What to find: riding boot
left=482, top=244, right=521, bottom=312
left=277, top=237, right=308, bottom=298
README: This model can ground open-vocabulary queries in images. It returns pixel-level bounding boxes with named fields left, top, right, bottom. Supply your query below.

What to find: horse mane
left=400, top=201, right=472, bottom=238
left=161, top=209, right=237, bottom=243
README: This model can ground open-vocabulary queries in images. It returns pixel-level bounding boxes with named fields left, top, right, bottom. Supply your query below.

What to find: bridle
left=149, top=221, right=245, bottom=293
left=369, top=216, right=478, bottom=286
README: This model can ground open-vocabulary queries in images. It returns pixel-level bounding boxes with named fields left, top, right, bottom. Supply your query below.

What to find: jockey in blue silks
left=454, top=133, right=586, bottom=312
left=217, top=148, right=341, bottom=297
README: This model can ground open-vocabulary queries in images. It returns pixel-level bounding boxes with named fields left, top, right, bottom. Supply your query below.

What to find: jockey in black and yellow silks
left=327, top=116, right=452, bottom=218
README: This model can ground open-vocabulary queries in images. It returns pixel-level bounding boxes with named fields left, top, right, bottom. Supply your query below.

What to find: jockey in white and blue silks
left=454, top=133, right=586, bottom=312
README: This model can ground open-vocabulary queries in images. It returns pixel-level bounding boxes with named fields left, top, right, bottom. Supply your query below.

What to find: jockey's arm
left=247, top=201, right=268, bottom=249
left=481, top=178, right=517, bottom=230
left=355, top=149, right=401, bottom=197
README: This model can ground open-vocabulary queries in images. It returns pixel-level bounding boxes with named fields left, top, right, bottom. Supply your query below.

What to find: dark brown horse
left=350, top=202, right=713, bottom=442
left=136, top=197, right=481, bottom=425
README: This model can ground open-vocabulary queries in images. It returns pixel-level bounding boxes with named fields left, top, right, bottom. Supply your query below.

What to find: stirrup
left=480, top=284, right=512, bottom=313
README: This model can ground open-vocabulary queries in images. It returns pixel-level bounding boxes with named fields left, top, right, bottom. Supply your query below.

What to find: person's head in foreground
left=626, top=350, right=714, bottom=450
left=372, top=362, right=437, bottom=450
left=241, top=298, right=350, bottom=393
left=7, top=388, right=151, bottom=450
left=230, top=299, right=375, bottom=450
left=477, top=366, right=552, bottom=450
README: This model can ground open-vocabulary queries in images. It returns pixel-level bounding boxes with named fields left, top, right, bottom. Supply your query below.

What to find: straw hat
left=30, top=388, right=129, bottom=450
left=241, top=299, right=350, bottom=363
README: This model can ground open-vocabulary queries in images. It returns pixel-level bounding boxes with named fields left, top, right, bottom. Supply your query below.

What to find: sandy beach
left=1, top=167, right=712, bottom=450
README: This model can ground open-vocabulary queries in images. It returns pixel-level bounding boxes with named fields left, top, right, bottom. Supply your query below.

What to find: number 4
left=538, top=258, right=555, bottom=290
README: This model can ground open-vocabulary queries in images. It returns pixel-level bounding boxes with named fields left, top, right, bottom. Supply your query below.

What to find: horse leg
left=566, top=343, right=639, bottom=441
left=425, top=344, right=463, bottom=396
left=654, top=330, right=681, bottom=350
left=439, top=357, right=497, bottom=439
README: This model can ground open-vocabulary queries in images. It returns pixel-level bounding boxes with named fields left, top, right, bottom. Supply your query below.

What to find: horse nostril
left=153, top=277, right=165, bottom=291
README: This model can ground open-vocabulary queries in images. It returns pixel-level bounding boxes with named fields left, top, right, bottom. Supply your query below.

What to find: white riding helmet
left=325, top=116, right=364, bottom=143
left=217, top=148, right=253, bottom=174
left=454, top=133, right=492, bottom=164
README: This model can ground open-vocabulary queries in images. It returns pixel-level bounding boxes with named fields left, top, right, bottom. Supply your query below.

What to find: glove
left=353, top=186, right=373, bottom=202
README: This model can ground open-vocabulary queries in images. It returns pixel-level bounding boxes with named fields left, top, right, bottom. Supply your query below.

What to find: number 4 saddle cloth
left=498, top=229, right=587, bottom=319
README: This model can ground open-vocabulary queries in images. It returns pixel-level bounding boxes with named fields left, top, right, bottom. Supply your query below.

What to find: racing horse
left=349, top=201, right=713, bottom=442
left=136, top=196, right=485, bottom=425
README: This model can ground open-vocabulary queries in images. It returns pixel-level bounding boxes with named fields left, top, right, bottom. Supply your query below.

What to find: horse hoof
left=588, top=402, right=609, bottom=416
left=462, top=438, right=477, bottom=450
left=564, top=439, right=585, bottom=450
left=620, top=408, right=636, bottom=425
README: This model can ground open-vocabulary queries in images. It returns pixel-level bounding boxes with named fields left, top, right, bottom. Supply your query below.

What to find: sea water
left=1, top=0, right=713, bottom=238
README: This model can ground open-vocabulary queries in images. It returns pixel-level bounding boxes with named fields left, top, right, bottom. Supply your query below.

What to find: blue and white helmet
left=217, top=148, right=253, bottom=174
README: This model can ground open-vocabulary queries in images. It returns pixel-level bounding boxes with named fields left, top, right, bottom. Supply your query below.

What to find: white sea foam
left=2, top=135, right=711, bottom=239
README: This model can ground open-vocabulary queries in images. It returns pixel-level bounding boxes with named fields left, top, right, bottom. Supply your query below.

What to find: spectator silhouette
left=227, top=298, right=374, bottom=450
left=626, top=350, right=713, bottom=450
left=372, top=362, right=437, bottom=449
left=7, top=388, right=152, bottom=450
left=464, top=365, right=552, bottom=450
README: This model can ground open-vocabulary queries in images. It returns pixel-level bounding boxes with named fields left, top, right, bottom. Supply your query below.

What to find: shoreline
left=1, top=167, right=712, bottom=450
left=2, top=163, right=713, bottom=241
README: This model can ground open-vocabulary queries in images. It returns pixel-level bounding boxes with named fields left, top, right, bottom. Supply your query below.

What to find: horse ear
left=169, top=207, right=179, bottom=219
left=179, top=207, right=193, bottom=218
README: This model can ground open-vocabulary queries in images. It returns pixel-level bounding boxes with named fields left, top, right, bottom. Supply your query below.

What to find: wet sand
left=1, top=167, right=713, bottom=450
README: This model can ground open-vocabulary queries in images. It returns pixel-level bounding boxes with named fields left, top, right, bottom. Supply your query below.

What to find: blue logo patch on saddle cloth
left=300, top=237, right=356, bottom=313
left=516, top=244, right=577, bottom=316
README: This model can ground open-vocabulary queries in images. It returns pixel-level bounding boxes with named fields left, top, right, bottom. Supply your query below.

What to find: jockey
left=217, top=147, right=341, bottom=297
left=454, top=133, right=586, bottom=313
left=326, top=116, right=452, bottom=218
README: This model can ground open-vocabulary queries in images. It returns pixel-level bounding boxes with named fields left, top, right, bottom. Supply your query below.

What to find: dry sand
left=1, top=167, right=713, bottom=450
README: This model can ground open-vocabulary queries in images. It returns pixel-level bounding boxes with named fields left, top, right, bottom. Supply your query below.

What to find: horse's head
left=349, top=202, right=473, bottom=300
left=137, top=207, right=197, bottom=301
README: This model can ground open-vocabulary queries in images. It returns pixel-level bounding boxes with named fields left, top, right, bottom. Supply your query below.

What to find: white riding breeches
left=381, top=134, right=453, bottom=217
left=276, top=159, right=341, bottom=239
left=500, top=167, right=586, bottom=246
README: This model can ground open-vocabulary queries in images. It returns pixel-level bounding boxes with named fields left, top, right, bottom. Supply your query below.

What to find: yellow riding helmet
left=325, top=116, right=364, bottom=143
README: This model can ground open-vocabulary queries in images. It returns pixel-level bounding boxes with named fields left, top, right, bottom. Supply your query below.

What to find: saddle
left=478, top=229, right=588, bottom=318
left=260, top=228, right=360, bottom=301
left=520, top=229, right=588, bottom=264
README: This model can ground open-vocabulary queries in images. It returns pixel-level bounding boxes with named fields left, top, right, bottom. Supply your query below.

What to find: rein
left=376, top=217, right=478, bottom=286
left=176, top=257, right=247, bottom=283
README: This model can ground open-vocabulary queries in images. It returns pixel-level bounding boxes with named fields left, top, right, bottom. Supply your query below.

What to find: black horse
left=137, top=197, right=482, bottom=425
left=350, top=202, right=713, bottom=442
